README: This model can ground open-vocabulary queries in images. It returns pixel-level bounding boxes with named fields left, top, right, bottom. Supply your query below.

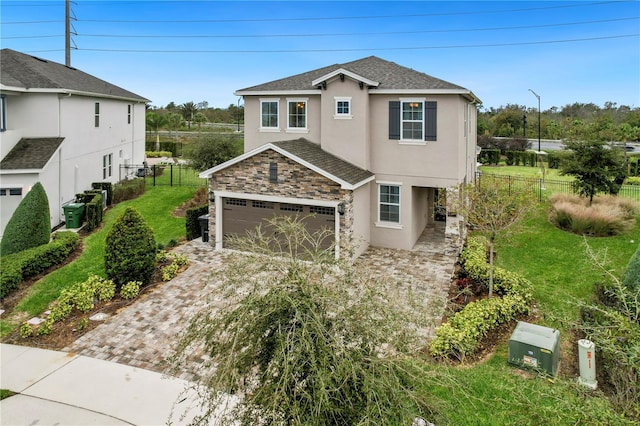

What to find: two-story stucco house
left=0, top=49, right=148, bottom=237
left=200, top=56, right=480, bottom=258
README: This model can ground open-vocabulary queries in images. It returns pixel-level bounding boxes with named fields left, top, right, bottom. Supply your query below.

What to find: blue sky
left=1, top=0, right=639, bottom=110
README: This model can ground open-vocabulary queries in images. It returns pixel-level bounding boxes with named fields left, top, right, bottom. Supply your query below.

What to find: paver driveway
left=65, top=227, right=460, bottom=381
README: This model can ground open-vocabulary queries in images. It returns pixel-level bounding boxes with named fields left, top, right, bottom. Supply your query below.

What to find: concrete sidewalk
left=0, top=343, right=213, bottom=425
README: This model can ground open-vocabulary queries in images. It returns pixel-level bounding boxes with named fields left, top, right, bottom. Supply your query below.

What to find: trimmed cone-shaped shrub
left=0, top=182, right=51, bottom=256
left=622, top=243, right=640, bottom=292
left=105, top=207, right=156, bottom=288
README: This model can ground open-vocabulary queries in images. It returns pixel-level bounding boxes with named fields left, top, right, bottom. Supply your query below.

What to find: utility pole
left=65, top=0, right=70, bottom=66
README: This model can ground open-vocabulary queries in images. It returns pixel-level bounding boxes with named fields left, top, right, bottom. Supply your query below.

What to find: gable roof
left=236, top=56, right=479, bottom=101
left=0, top=137, right=64, bottom=171
left=0, top=49, right=148, bottom=102
left=199, top=138, right=374, bottom=190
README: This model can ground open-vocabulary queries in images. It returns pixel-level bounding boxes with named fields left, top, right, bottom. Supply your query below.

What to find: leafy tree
left=560, top=140, right=627, bottom=204
left=169, top=216, right=438, bottom=425
left=0, top=182, right=51, bottom=256
left=183, top=134, right=242, bottom=171
left=193, top=112, right=207, bottom=132
left=146, top=111, right=167, bottom=152
left=104, top=207, right=156, bottom=288
left=460, top=180, right=533, bottom=297
left=165, top=112, right=184, bottom=140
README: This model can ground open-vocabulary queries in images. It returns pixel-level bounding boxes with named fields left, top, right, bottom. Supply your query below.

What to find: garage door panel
left=222, top=198, right=335, bottom=252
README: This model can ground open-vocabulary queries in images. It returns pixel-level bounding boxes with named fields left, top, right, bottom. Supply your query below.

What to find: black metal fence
left=476, top=172, right=640, bottom=202
left=119, top=164, right=206, bottom=187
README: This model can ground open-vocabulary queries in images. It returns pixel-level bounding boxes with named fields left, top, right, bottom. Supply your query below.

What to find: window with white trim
left=401, top=100, right=423, bottom=141
left=127, top=104, right=132, bottom=124
left=260, top=99, right=279, bottom=129
left=287, top=99, right=307, bottom=130
left=102, top=153, right=112, bottom=179
left=378, top=184, right=400, bottom=223
left=0, top=94, right=6, bottom=131
left=334, top=97, right=351, bottom=119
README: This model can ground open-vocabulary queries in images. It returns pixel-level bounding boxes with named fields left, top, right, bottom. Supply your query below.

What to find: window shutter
left=425, top=101, right=437, bottom=141
left=388, top=101, right=400, bottom=140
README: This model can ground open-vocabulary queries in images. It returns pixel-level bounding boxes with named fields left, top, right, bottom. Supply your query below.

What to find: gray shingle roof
left=0, top=49, right=148, bottom=101
left=237, top=56, right=467, bottom=92
left=272, top=139, right=374, bottom=186
left=0, top=137, right=64, bottom=170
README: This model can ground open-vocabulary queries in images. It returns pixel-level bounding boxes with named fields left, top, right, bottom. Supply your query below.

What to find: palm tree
left=180, top=101, right=198, bottom=129
left=146, top=111, right=167, bottom=152
left=165, top=112, right=184, bottom=140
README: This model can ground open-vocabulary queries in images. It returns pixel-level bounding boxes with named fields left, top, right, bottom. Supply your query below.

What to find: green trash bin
left=63, top=203, right=85, bottom=229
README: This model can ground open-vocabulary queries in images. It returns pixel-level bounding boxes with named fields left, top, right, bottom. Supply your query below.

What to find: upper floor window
left=287, top=99, right=307, bottom=130
left=260, top=99, right=279, bottom=129
left=127, top=104, right=132, bottom=124
left=0, top=95, right=6, bottom=132
left=389, top=100, right=437, bottom=142
left=95, top=102, right=100, bottom=127
left=103, top=153, right=112, bottom=179
left=378, top=184, right=401, bottom=224
left=334, top=97, right=352, bottom=119
left=402, top=101, right=423, bottom=141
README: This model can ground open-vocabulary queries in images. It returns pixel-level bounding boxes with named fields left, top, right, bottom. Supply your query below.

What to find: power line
left=1, top=1, right=628, bottom=24
left=3, top=16, right=636, bottom=40
left=23, top=33, right=637, bottom=54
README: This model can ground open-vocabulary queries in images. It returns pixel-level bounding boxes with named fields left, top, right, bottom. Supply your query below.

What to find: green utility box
left=63, top=203, right=85, bottom=229
left=508, top=321, right=560, bottom=376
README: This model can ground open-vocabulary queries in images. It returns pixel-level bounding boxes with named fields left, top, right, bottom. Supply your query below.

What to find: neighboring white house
left=200, top=56, right=480, bottom=259
left=0, top=49, right=148, bottom=237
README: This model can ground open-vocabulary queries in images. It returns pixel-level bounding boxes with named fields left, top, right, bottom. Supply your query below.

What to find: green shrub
left=0, top=182, right=51, bottom=256
left=186, top=204, right=209, bottom=240
left=479, top=149, right=500, bottom=165
left=105, top=207, right=156, bottom=288
left=622, top=243, right=640, bottom=292
left=624, top=176, right=640, bottom=186
left=120, top=281, right=141, bottom=299
left=112, top=178, right=145, bottom=203
left=430, top=236, right=533, bottom=359
left=145, top=150, right=173, bottom=158
left=21, top=274, right=116, bottom=337
left=91, top=182, right=113, bottom=205
left=0, top=231, right=79, bottom=299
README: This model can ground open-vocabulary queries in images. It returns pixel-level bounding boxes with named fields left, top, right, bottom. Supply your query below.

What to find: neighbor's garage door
left=222, top=198, right=335, bottom=250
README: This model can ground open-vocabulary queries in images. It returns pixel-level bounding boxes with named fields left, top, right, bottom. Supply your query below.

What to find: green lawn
left=418, top=205, right=640, bottom=425
left=480, top=164, right=571, bottom=181
left=0, top=185, right=196, bottom=336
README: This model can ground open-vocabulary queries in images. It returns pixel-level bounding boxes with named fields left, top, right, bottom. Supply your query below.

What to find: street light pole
left=528, top=89, right=541, bottom=152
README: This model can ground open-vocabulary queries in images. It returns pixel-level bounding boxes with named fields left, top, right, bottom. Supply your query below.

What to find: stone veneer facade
left=208, top=149, right=357, bottom=258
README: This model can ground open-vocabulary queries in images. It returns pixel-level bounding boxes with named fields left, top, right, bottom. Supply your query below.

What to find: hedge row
left=505, top=151, right=537, bottom=167
left=91, top=182, right=113, bottom=206
left=0, top=231, right=79, bottom=299
left=145, top=150, right=173, bottom=158
left=75, top=191, right=103, bottom=232
left=429, top=236, right=533, bottom=358
left=112, top=179, right=145, bottom=204
left=478, top=149, right=501, bottom=165
left=186, top=204, right=209, bottom=240
left=144, top=141, right=181, bottom=157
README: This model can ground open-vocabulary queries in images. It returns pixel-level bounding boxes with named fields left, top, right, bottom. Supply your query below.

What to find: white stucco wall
left=0, top=91, right=146, bottom=237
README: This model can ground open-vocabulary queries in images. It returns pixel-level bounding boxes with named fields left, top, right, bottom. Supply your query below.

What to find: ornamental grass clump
left=549, top=194, right=639, bottom=236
